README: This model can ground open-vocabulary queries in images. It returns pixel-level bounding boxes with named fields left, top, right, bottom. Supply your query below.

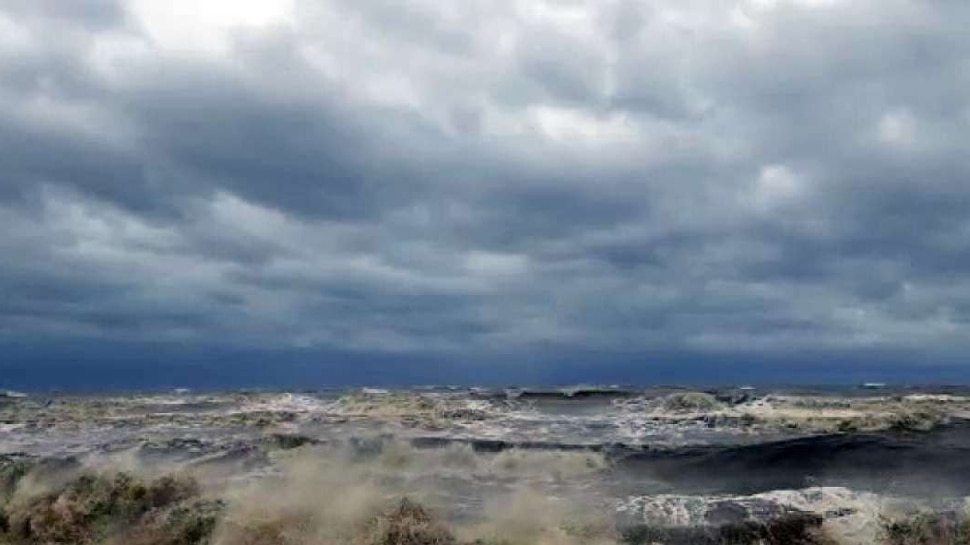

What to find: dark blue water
left=3, top=340, right=969, bottom=392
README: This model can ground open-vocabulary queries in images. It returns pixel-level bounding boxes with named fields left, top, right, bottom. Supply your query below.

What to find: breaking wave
left=4, top=387, right=970, bottom=544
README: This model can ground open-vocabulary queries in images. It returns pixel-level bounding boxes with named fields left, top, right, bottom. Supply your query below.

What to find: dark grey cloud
left=1, top=0, right=969, bottom=366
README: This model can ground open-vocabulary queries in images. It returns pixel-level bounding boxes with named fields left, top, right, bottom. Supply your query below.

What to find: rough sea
left=3, top=385, right=970, bottom=544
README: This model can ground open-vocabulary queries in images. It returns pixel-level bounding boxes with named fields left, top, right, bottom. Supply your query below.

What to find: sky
left=1, top=0, right=969, bottom=388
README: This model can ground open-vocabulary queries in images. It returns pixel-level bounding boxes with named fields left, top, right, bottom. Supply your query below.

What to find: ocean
left=2, top=385, right=970, bottom=544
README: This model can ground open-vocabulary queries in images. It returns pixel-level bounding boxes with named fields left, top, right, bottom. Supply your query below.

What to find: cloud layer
left=2, top=0, right=969, bottom=365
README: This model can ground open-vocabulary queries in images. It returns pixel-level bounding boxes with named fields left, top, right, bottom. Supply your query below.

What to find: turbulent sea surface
left=3, top=385, right=970, bottom=544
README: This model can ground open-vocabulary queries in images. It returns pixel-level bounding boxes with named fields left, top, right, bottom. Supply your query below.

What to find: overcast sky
left=1, top=0, right=969, bottom=382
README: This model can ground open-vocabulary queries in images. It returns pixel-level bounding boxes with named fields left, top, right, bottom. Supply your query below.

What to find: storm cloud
left=1, top=0, right=969, bottom=372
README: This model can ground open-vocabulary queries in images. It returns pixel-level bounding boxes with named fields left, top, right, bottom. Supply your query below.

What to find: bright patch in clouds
left=131, top=0, right=294, bottom=53
left=531, top=106, right=639, bottom=145
left=752, top=164, right=803, bottom=211
left=877, top=109, right=917, bottom=148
